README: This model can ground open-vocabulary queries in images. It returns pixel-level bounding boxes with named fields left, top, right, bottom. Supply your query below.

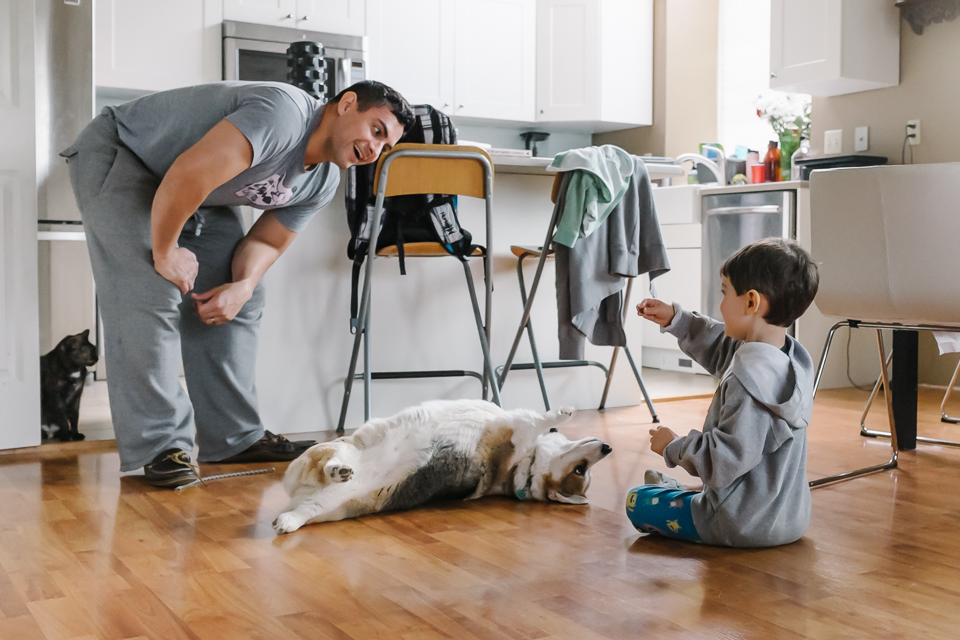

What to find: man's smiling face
left=329, top=91, right=405, bottom=169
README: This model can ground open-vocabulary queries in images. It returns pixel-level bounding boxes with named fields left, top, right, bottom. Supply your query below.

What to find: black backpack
left=345, top=104, right=477, bottom=330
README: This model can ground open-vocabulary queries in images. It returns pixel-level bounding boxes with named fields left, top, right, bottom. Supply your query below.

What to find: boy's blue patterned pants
left=626, top=485, right=703, bottom=543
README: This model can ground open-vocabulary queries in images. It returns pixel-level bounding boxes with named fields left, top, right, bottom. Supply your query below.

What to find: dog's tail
left=537, top=406, right=576, bottom=432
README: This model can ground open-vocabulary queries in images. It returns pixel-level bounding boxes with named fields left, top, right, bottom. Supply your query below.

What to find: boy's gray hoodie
left=662, top=306, right=813, bottom=547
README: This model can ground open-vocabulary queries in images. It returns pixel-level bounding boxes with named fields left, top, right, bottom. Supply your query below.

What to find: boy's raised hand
left=649, top=426, right=679, bottom=456
left=637, top=298, right=676, bottom=327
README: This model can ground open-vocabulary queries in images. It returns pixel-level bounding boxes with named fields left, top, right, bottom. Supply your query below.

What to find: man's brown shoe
left=218, top=431, right=316, bottom=463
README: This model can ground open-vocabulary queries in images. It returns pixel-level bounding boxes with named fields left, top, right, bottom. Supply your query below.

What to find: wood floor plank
left=4, top=388, right=960, bottom=638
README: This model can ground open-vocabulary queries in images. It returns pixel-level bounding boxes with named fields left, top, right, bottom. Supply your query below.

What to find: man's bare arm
left=152, top=119, right=253, bottom=293
left=192, top=212, right=296, bottom=325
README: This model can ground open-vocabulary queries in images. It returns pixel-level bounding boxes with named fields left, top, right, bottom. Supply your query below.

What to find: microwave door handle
left=338, top=58, right=352, bottom=94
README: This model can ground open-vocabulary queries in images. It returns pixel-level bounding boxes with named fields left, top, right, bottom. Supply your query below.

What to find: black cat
left=40, top=330, right=99, bottom=442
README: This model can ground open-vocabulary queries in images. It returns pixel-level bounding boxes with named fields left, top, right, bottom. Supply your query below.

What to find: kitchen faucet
left=675, top=145, right=727, bottom=186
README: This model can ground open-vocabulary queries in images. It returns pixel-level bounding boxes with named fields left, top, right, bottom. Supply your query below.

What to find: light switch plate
left=855, top=126, right=869, bottom=152
left=825, top=129, right=843, bottom=155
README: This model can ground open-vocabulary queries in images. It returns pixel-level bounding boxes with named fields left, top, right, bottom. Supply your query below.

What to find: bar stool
left=498, top=174, right=658, bottom=421
left=337, top=143, right=500, bottom=434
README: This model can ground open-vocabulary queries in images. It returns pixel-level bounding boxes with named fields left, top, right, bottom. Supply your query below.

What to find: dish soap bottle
left=764, top=140, right=781, bottom=182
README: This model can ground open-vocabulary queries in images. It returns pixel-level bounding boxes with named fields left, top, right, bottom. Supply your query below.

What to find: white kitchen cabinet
left=96, top=0, right=223, bottom=92
left=769, top=0, right=899, bottom=97
left=367, top=0, right=535, bottom=121
left=641, top=189, right=708, bottom=375
left=223, top=0, right=365, bottom=35
left=366, top=0, right=454, bottom=108
left=453, top=0, right=536, bottom=121
left=536, top=0, right=652, bottom=131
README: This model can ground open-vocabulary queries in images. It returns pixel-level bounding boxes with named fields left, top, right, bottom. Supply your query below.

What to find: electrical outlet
left=907, top=119, right=921, bottom=145
left=855, top=126, right=869, bottom=152
left=824, top=129, right=843, bottom=155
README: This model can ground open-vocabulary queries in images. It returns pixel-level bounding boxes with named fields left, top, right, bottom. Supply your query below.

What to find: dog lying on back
left=40, top=330, right=99, bottom=441
left=273, top=399, right=612, bottom=534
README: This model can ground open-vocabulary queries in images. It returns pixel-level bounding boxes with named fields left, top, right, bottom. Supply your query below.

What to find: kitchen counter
left=698, top=180, right=808, bottom=196
left=492, top=155, right=685, bottom=182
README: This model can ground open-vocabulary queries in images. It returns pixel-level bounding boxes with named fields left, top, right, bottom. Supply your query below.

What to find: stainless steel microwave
left=222, top=20, right=366, bottom=100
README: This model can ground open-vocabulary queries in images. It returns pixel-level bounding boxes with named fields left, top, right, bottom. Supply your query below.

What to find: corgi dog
left=273, top=399, right=612, bottom=533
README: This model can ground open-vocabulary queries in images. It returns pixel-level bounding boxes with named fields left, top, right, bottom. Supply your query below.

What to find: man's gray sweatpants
left=63, top=113, right=267, bottom=471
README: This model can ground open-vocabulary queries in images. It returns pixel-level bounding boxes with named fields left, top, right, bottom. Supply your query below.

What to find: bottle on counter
left=764, top=140, right=781, bottom=182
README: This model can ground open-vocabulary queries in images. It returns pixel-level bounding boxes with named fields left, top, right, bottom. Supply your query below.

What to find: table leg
left=891, top=330, right=918, bottom=451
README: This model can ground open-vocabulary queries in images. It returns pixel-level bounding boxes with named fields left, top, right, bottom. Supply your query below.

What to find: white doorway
left=0, top=0, right=42, bottom=449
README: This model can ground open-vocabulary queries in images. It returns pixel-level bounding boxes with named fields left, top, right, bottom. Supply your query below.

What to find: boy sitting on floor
left=627, top=238, right=819, bottom=547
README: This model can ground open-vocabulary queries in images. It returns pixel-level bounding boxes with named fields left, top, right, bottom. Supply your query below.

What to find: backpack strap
left=350, top=251, right=364, bottom=333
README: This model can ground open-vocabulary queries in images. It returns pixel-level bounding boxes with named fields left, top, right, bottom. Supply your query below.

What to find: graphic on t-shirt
left=236, top=174, right=293, bottom=207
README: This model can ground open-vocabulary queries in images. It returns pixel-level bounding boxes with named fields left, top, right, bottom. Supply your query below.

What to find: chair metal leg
left=810, top=328, right=899, bottom=488
left=858, top=351, right=892, bottom=436
left=597, top=279, right=658, bottom=421
left=516, top=254, right=551, bottom=410
left=463, top=260, right=502, bottom=406
left=363, top=292, right=372, bottom=422
left=940, top=359, right=960, bottom=424
left=858, top=348, right=960, bottom=447
left=500, top=204, right=563, bottom=387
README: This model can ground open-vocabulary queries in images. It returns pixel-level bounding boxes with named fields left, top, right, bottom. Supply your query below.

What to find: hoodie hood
left=728, top=336, right=814, bottom=430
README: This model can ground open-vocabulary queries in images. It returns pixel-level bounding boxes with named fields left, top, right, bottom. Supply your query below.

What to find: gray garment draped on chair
left=555, top=157, right=670, bottom=360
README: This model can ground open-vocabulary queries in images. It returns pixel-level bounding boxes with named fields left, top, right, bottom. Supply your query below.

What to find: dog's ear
left=547, top=490, right=589, bottom=505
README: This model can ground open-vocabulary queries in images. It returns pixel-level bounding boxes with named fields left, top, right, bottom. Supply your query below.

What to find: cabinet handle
left=442, top=103, right=450, bottom=108
left=284, top=13, right=293, bottom=19
left=770, top=72, right=778, bottom=78
left=301, top=15, right=310, bottom=21
left=458, top=104, right=465, bottom=109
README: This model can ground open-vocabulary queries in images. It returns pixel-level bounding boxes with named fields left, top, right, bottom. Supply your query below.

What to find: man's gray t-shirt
left=105, top=81, right=338, bottom=232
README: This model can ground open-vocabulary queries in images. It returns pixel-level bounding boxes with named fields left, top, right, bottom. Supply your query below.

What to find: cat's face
left=60, top=330, right=98, bottom=368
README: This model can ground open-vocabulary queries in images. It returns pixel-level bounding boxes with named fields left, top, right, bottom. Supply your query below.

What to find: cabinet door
left=642, top=245, right=701, bottom=351
left=366, top=0, right=454, bottom=108
left=453, top=0, right=535, bottom=121
left=223, top=0, right=297, bottom=27
left=97, top=0, right=223, bottom=92
left=536, top=0, right=599, bottom=122
left=769, top=0, right=840, bottom=91
left=297, top=0, right=365, bottom=35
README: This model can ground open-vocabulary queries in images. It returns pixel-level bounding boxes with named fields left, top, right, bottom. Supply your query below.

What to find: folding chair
left=497, top=173, right=658, bottom=421
left=806, top=162, right=960, bottom=487
left=336, top=144, right=500, bottom=434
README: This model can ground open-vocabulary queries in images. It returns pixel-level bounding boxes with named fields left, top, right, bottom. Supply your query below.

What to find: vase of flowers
left=755, top=92, right=811, bottom=181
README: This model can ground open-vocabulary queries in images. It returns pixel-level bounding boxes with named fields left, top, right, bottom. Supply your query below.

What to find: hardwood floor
left=3, top=388, right=960, bottom=639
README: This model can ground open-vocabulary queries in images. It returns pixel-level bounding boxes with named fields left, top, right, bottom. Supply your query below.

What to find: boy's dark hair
left=330, top=80, right=416, bottom=130
left=720, top=238, right=819, bottom=327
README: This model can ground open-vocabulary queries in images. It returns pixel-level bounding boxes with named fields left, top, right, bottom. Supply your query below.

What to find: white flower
left=754, top=91, right=811, bottom=135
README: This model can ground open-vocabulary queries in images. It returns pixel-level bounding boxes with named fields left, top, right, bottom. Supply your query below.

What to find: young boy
left=626, top=238, right=819, bottom=547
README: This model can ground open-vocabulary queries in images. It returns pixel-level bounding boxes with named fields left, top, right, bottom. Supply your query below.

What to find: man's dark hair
left=330, top=80, right=415, bottom=130
left=720, top=237, right=819, bottom=327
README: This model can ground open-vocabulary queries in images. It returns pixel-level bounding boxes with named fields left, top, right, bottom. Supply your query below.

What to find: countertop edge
left=697, top=180, right=808, bottom=196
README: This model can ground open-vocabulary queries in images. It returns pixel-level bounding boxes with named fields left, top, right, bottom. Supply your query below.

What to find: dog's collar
left=514, top=449, right=536, bottom=500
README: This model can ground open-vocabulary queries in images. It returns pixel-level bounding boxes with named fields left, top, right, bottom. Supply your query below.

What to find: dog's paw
left=324, top=462, right=354, bottom=483
left=273, top=512, right=307, bottom=534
